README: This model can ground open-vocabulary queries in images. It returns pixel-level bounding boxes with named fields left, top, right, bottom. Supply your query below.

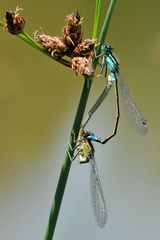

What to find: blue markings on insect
left=101, top=45, right=119, bottom=73
left=99, top=44, right=120, bottom=82
left=106, top=56, right=115, bottom=72
left=106, top=55, right=118, bottom=73
left=87, top=135, right=102, bottom=143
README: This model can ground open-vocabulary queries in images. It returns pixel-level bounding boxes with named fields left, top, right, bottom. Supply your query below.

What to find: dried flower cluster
left=72, top=56, right=94, bottom=76
left=35, top=34, right=68, bottom=58
left=35, top=12, right=96, bottom=77
left=72, top=39, right=96, bottom=76
left=4, top=6, right=25, bottom=35
left=4, top=8, right=96, bottom=77
left=62, top=11, right=83, bottom=51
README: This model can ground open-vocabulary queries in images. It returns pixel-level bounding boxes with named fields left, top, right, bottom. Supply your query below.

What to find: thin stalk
left=0, top=21, right=71, bottom=68
left=44, top=1, right=117, bottom=239
left=44, top=78, right=92, bottom=240
left=96, top=0, right=117, bottom=57
left=92, top=0, right=105, bottom=39
left=19, top=32, right=72, bottom=68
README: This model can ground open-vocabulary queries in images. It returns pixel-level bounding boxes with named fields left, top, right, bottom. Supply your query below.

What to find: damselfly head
left=79, top=129, right=102, bottom=143
left=77, top=129, right=95, bottom=164
left=101, top=44, right=113, bottom=53
left=79, top=129, right=93, bottom=139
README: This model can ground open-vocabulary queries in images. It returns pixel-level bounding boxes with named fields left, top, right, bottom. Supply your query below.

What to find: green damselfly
left=72, top=129, right=107, bottom=228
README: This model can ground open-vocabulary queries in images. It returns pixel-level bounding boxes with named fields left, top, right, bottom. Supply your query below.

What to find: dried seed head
left=73, top=39, right=96, bottom=57
left=62, top=11, right=83, bottom=49
left=72, top=56, right=94, bottom=77
left=5, top=6, right=25, bottom=35
left=35, top=33, right=68, bottom=58
left=50, top=37, right=68, bottom=58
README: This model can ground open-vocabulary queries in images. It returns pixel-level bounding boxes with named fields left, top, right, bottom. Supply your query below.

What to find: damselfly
left=82, top=44, right=148, bottom=137
left=72, top=45, right=148, bottom=227
left=73, top=129, right=107, bottom=228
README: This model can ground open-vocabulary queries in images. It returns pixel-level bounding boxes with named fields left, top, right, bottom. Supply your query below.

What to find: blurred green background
left=0, top=1, right=159, bottom=239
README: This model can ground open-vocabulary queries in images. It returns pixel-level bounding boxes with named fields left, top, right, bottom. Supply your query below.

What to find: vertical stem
left=97, top=0, right=117, bottom=55
left=44, top=0, right=117, bottom=239
left=44, top=79, right=92, bottom=240
left=92, top=0, right=105, bottom=39
left=99, top=0, right=117, bottom=43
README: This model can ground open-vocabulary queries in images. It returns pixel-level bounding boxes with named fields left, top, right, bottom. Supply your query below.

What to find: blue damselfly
left=82, top=44, right=148, bottom=139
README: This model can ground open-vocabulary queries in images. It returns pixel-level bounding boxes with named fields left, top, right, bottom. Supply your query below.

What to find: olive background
left=0, top=1, right=159, bottom=239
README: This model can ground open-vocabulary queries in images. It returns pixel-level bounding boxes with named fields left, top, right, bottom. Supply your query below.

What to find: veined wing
left=90, top=157, right=107, bottom=228
left=116, top=71, right=148, bottom=135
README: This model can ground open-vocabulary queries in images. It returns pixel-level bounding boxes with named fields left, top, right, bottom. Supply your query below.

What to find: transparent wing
left=89, top=157, right=107, bottom=228
left=116, top=71, right=148, bottom=135
left=82, top=79, right=113, bottom=128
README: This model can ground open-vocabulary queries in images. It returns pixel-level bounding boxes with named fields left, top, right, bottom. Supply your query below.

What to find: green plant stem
left=97, top=0, right=117, bottom=56
left=0, top=21, right=71, bottom=68
left=44, top=78, right=92, bottom=240
left=0, top=20, right=5, bottom=27
left=93, top=0, right=105, bottom=39
left=44, top=1, right=117, bottom=239
left=21, top=31, right=72, bottom=67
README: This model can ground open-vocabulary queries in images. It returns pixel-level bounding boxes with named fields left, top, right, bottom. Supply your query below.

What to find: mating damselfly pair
left=71, top=44, right=148, bottom=228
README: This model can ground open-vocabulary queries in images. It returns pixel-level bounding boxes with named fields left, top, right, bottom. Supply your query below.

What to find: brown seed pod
left=62, top=11, right=83, bottom=49
left=72, top=56, right=94, bottom=77
left=35, top=33, right=68, bottom=58
left=4, top=6, right=25, bottom=35
left=73, top=39, right=96, bottom=57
